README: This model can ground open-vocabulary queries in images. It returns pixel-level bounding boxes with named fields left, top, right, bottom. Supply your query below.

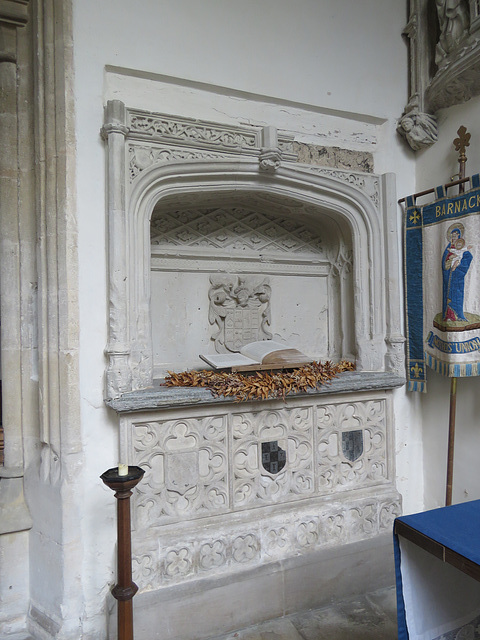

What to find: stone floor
left=9, top=586, right=398, bottom=640
left=208, top=587, right=398, bottom=640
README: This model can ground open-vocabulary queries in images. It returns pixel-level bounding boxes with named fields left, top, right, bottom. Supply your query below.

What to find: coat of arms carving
left=208, top=275, right=272, bottom=352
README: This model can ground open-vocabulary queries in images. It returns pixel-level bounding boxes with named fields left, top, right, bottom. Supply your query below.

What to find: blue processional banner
left=405, top=174, right=480, bottom=391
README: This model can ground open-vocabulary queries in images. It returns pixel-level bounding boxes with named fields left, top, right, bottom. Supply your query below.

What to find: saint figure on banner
left=433, top=223, right=480, bottom=331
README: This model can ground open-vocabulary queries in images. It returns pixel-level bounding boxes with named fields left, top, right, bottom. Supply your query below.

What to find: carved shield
left=341, top=430, right=363, bottom=462
left=224, top=308, right=261, bottom=351
left=165, top=451, right=199, bottom=494
left=261, top=441, right=286, bottom=475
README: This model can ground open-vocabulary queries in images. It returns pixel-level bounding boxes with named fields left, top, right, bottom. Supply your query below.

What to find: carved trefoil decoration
left=208, top=275, right=272, bottom=352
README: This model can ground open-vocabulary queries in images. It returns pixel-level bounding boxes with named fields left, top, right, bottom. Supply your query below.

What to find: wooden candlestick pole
left=101, top=466, right=145, bottom=640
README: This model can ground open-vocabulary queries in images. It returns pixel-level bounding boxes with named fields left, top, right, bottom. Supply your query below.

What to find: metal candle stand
left=101, top=466, right=145, bottom=640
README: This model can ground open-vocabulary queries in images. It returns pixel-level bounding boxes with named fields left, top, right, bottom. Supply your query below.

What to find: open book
left=199, top=340, right=312, bottom=372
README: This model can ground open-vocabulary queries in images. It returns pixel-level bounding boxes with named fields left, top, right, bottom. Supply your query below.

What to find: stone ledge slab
left=106, top=371, right=405, bottom=413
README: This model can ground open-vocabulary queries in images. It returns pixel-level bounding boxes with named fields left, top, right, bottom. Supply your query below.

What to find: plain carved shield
left=165, top=451, right=199, bottom=494
left=341, top=430, right=363, bottom=462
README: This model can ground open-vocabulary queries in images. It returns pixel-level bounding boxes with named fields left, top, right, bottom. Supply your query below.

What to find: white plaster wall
left=71, top=1, right=419, bottom=635
left=415, top=95, right=480, bottom=510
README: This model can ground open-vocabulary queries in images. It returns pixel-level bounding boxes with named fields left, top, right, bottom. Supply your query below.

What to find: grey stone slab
left=289, top=589, right=397, bottom=640
left=113, top=563, right=285, bottom=640
left=106, top=372, right=405, bottom=413
left=206, top=587, right=398, bottom=640
left=283, top=534, right=395, bottom=616
left=212, top=619, right=304, bottom=640
left=365, top=587, right=398, bottom=626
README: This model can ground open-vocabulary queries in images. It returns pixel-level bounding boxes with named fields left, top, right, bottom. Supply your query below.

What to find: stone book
left=199, top=340, right=312, bottom=372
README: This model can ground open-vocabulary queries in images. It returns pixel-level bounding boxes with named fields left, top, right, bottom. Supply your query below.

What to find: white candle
left=118, top=463, right=128, bottom=476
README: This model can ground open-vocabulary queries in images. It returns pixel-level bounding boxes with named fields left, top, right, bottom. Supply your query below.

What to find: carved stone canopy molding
left=102, top=100, right=403, bottom=400
left=398, top=0, right=480, bottom=151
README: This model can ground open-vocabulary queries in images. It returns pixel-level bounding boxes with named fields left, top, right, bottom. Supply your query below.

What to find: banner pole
left=445, top=126, right=469, bottom=506
left=445, top=376, right=457, bottom=506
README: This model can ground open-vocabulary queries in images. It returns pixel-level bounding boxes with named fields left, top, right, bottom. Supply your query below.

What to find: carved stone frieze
left=129, top=143, right=232, bottom=181
left=128, top=110, right=260, bottom=149
left=297, top=166, right=380, bottom=210
left=126, top=110, right=297, bottom=170
left=131, top=491, right=401, bottom=588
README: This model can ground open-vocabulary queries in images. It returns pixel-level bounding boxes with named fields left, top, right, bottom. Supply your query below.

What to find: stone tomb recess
left=102, top=101, right=405, bottom=640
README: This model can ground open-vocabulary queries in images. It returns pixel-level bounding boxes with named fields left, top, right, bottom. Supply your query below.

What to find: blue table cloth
left=395, top=500, right=480, bottom=640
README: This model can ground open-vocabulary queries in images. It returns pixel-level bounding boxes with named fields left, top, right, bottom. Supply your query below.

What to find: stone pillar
left=102, top=100, right=132, bottom=399
left=0, top=0, right=32, bottom=533
left=0, top=0, right=28, bottom=474
left=0, top=4, right=32, bottom=637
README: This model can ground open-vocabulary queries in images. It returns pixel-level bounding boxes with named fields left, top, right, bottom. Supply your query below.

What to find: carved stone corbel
left=259, top=125, right=281, bottom=172
left=397, top=109, right=438, bottom=151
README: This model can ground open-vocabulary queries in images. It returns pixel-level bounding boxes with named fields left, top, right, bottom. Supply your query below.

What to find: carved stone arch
left=104, top=153, right=390, bottom=399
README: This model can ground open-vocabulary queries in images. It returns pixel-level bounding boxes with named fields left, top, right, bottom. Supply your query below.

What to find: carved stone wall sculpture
left=435, top=0, right=470, bottom=64
left=399, top=0, right=480, bottom=150
left=208, top=275, right=272, bottom=352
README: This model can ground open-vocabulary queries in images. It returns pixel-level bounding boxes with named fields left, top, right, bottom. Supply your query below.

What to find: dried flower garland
left=165, top=360, right=355, bottom=402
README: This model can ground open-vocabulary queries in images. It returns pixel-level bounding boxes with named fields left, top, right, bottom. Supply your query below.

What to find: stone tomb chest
left=102, top=101, right=404, bottom=640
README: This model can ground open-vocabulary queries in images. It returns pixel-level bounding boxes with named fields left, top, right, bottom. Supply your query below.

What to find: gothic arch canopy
left=102, top=100, right=403, bottom=399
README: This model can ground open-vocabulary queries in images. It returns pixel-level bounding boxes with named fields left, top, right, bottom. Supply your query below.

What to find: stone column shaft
left=0, top=22, right=24, bottom=470
left=103, top=100, right=132, bottom=399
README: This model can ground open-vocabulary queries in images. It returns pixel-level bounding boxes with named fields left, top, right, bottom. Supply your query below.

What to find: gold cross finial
left=453, top=126, right=470, bottom=186
left=453, top=126, right=470, bottom=159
